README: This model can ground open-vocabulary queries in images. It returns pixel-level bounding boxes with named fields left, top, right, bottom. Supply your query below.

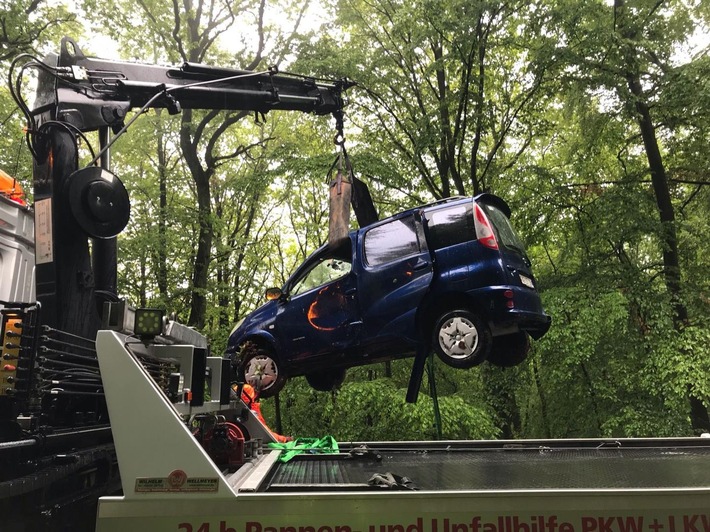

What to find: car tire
left=432, top=310, right=491, bottom=369
left=487, top=332, right=530, bottom=368
left=239, top=347, right=286, bottom=398
left=305, top=368, right=347, bottom=392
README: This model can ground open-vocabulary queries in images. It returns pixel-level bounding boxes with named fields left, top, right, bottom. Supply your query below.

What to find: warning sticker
left=35, top=198, right=53, bottom=265
left=135, top=470, right=219, bottom=493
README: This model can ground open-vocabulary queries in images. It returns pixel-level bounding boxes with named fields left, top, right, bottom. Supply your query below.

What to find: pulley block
left=64, top=166, right=130, bottom=238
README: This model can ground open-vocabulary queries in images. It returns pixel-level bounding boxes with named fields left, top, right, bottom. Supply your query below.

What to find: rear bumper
left=505, top=308, right=552, bottom=339
left=468, top=285, right=552, bottom=339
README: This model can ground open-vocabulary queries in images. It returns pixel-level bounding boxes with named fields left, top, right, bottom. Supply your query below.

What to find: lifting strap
left=327, top=111, right=378, bottom=247
left=328, top=111, right=352, bottom=247
left=328, top=152, right=352, bottom=247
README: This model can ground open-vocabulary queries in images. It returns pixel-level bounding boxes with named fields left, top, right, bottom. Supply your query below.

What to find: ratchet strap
left=268, top=435, right=339, bottom=462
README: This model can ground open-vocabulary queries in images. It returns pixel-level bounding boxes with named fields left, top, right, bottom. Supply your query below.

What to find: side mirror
left=265, top=287, right=283, bottom=301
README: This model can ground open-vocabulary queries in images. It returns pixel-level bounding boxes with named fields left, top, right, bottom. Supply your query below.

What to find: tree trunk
left=580, top=362, right=603, bottom=436
left=481, top=365, right=521, bottom=439
left=615, top=0, right=709, bottom=432
left=625, top=75, right=687, bottom=323
left=532, top=358, right=551, bottom=438
left=626, top=81, right=710, bottom=432
left=180, top=109, right=213, bottom=329
left=470, top=13, right=486, bottom=196
left=156, top=119, right=168, bottom=299
left=215, top=200, right=231, bottom=330
left=188, top=174, right=212, bottom=329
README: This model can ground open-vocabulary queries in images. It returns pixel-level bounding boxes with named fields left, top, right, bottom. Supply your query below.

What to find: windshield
left=291, top=258, right=352, bottom=296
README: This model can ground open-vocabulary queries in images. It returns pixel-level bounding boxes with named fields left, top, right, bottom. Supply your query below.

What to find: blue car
left=226, top=194, right=551, bottom=396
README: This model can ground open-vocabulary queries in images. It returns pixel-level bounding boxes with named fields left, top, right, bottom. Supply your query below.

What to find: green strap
left=268, top=436, right=339, bottom=462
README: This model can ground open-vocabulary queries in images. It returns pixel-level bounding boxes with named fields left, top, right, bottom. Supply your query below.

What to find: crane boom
left=33, top=37, right=354, bottom=133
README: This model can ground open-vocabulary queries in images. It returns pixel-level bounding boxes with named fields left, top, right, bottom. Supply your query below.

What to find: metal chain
left=333, top=109, right=345, bottom=148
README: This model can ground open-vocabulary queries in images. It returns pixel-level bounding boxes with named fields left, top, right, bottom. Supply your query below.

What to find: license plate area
left=519, top=273, right=534, bottom=289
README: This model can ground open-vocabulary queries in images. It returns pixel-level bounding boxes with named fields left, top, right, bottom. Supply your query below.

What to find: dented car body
left=227, top=194, right=551, bottom=396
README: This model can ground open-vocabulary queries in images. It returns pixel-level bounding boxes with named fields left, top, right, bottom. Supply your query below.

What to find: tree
left=612, top=0, right=708, bottom=430
left=110, top=110, right=197, bottom=316
left=296, top=0, right=559, bottom=202
left=544, top=0, right=710, bottom=432
left=0, top=1, right=79, bottom=190
left=270, top=375, right=500, bottom=441
left=0, top=0, right=76, bottom=62
left=48, top=0, right=709, bottom=439
left=81, top=0, right=347, bottom=332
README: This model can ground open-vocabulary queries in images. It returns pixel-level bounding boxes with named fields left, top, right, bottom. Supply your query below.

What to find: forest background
left=1, top=0, right=708, bottom=441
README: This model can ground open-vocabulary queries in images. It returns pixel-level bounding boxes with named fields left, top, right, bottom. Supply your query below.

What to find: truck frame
left=93, top=329, right=710, bottom=532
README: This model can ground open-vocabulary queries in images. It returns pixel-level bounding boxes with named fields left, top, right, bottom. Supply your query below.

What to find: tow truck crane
left=2, top=37, right=710, bottom=532
left=2, top=36, right=355, bottom=530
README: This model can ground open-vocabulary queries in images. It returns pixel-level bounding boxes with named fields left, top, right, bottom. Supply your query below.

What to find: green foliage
left=524, top=284, right=697, bottom=438
left=0, top=1, right=82, bottom=194
left=0, top=1, right=80, bottom=61
left=290, top=0, right=565, bottom=199
left=264, top=377, right=334, bottom=438
left=265, top=376, right=499, bottom=441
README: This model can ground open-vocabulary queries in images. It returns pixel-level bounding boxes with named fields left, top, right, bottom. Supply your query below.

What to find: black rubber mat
left=267, top=444, right=710, bottom=491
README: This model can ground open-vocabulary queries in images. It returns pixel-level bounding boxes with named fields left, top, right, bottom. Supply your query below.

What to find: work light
left=134, top=308, right=165, bottom=338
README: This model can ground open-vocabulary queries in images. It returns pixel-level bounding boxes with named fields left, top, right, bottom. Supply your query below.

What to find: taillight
left=504, top=289, right=515, bottom=308
left=474, top=203, right=498, bottom=249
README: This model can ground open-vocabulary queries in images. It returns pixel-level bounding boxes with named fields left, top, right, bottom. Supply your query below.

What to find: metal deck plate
left=267, top=444, right=710, bottom=491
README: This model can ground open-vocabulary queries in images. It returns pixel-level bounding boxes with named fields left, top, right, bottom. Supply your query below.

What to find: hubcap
left=244, top=354, right=279, bottom=391
left=438, top=316, right=479, bottom=359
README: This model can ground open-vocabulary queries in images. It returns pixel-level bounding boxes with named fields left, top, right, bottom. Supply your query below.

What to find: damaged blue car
left=226, top=193, right=551, bottom=396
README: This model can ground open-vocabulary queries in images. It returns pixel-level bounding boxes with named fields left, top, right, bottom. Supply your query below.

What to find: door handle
left=345, top=287, right=357, bottom=296
left=413, top=259, right=430, bottom=271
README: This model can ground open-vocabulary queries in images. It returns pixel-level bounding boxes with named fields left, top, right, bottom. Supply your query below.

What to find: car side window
left=364, top=216, right=420, bottom=266
left=291, top=258, right=352, bottom=296
left=426, top=203, right=474, bottom=250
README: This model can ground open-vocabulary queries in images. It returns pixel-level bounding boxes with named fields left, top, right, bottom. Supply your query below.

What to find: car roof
left=367, top=193, right=511, bottom=227
left=304, top=193, right=512, bottom=262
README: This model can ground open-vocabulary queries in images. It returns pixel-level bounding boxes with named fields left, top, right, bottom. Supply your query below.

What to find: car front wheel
left=239, top=347, right=286, bottom=398
left=432, top=310, right=491, bottom=369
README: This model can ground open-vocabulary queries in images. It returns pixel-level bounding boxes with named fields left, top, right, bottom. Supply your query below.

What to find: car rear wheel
left=432, top=310, right=491, bottom=369
left=487, top=332, right=530, bottom=367
left=305, top=368, right=347, bottom=392
left=239, top=347, right=286, bottom=398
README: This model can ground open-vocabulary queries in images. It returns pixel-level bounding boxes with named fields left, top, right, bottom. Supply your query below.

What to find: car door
left=356, top=212, right=433, bottom=342
left=273, top=241, right=360, bottom=365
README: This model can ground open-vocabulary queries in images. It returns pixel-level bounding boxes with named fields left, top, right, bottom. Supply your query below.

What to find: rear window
left=480, top=202, right=526, bottom=253
left=426, top=203, right=475, bottom=250
left=364, top=216, right=420, bottom=266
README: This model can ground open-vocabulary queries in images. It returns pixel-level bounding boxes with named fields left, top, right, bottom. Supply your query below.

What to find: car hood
left=228, top=300, right=278, bottom=344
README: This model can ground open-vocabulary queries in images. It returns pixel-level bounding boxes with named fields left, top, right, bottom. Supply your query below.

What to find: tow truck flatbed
left=265, top=439, right=710, bottom=492
left=94, top=331, right=710, bottom=532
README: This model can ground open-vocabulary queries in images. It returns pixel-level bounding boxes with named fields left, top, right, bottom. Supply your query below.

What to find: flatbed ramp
left=265, top=441, right=710, bottom=491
